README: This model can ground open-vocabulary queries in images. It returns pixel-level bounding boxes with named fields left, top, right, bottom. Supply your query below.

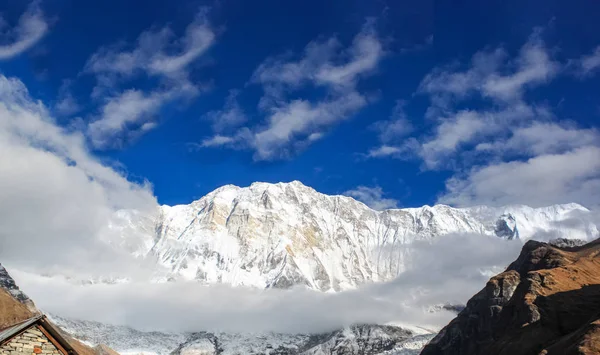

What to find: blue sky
left=1, top=0, right=600, bottom=209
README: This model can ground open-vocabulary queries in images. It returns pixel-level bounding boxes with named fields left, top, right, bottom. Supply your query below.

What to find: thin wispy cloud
left=0, top=2, right=48, bottom=60
left=418, top=31, right=559, bottom=105
left=574, top=45, right=600, bottom=77
left=202, top=90, right=247, bottom=133
left=85, top=10, right=215, bottom=80
left=366, top=100, right=413, bottom=159
left=54, top=80, right=81, bottom=116
left=199, top=22, right=384, bottom=161
left=343, top=185, right=399, bottom=210
left=87, top=84, right=197, bottom=149
left=83, top=9, right=215, bottom=149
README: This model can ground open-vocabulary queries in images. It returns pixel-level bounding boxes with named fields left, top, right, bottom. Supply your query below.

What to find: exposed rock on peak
left=420, top=238, right=600, bottom=355
left=494, top=213, right=519, bottom=240
left=112, top=181, right=598, bottom=291
left=0, top=263, right=37, bottom=313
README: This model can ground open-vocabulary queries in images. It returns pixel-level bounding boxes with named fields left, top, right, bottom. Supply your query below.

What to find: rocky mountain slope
left=111, top=181, right=598, bottom=291
left=420, top=238, right=600, bottom=355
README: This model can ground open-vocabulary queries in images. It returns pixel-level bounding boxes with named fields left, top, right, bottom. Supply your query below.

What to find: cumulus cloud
left=0, top=2, right=48, bottom=60
left=200, top=22, right=383, bottom=161
left=439, top=146, right=600, bottom=208
left=12, top=233, right=523, bottom=334
left=343, top=185, right=399, bottom=210
left=0, top=74, right=158, bottom=277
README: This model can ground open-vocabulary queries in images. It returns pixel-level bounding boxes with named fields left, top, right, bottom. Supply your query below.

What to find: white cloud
left=85, top=10, right=214, bottom=80
left=54, top=80, right=81, bottom=116
left=0, top=74, right=158, bottom=276
left=87, top=86, right=196, bottom=149
left=407, top=31, right=600, bottom=208
left=0, top=2, right=48, bottom=60
left=13, top=232, right=523, bottom=334
left=439, top=146, right=600, bottom=208
left=199, top=22, right=383, bottom=160
left=476, top=122, right=600, bottom=156
left=371, top=100, right=413, bottom=142
left=83, top=9, right=215, bottom=148
left=201, top=93, right=367, bottom=160
left=251, top=92, right=368, bottom=160
left=418, top=110, right=489, bottom=169
left=202, top=90, right=247, bottom=132
left=252, top=22, right=382, bottom=92
left=366, top=145, right=403, bottom=158
left=343, top=185, right=399, bottom=210
left=199, top=134, right=235, bottom=147
left=365, top=101, right=414, bottom=160
left=54, top=94, right=80, bottom=116
left=481, top=35, right=558, bottom=101
left=576, top=46, right=600, bottom=77
left=419, top=32, right=558, bottom=104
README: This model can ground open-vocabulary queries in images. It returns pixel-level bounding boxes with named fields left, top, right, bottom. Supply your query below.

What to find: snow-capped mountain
left=109, top=181, right=598, bottom=291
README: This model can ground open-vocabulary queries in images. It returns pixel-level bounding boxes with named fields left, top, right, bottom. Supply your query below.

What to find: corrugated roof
left=0, top=315, right=43, bottom=344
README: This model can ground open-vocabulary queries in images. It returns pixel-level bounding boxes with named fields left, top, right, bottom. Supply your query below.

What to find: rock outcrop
left=420, top=238, right=600, bottom=355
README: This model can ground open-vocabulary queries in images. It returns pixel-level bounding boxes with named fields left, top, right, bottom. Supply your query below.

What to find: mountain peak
left=119, top=182, right=599, bottom=291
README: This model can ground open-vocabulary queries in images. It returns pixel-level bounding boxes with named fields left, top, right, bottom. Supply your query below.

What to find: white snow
left=107, top=181, right=597, bottom=291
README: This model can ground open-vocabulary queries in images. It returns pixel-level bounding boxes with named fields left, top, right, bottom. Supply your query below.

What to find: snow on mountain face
left=112, top=181, right=598, bottom=291
left=50, top=314, right=426, bottom=355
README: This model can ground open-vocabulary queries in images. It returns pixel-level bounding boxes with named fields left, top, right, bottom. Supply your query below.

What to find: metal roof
left=0, top=315, right=78, bottom=355
left=0, top=315, right=43, bottom=344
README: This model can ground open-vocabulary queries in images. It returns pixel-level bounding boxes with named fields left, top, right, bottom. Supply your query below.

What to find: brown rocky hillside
left=420, top=238, right=600, bottom=355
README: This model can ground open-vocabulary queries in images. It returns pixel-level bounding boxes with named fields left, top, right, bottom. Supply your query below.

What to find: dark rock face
left=494, top=214, right=520, bottom=240
left=0, top=263, right=37, bottom=311
left=420, top=239, right=600, bottom=355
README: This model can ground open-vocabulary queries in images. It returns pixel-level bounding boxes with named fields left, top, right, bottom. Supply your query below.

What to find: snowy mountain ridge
left=110, top=181, right=598, bottom=292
